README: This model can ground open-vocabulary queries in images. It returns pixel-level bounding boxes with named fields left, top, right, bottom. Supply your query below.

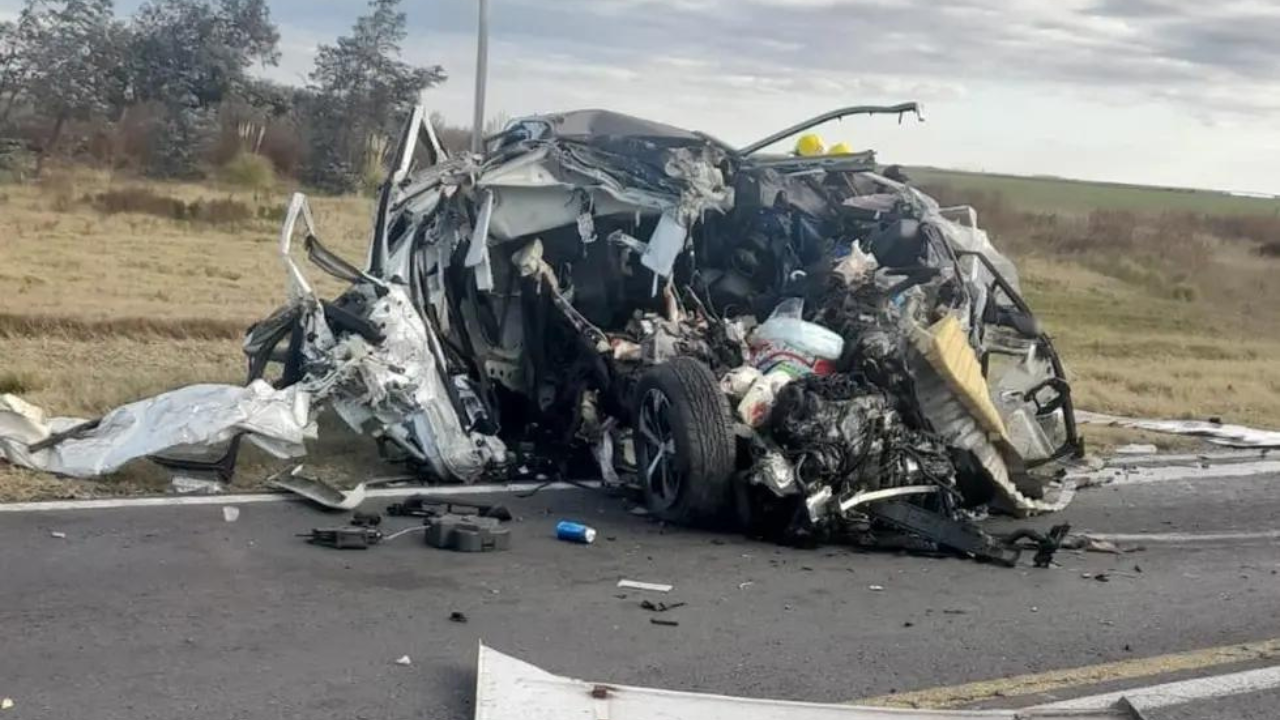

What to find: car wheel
left=633, top=357, right=736, bottom=525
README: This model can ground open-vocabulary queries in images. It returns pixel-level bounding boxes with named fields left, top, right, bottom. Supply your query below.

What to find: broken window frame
left=736, top=102, right=924, bottom=157
left=953, top=249, right=1084, bottom=465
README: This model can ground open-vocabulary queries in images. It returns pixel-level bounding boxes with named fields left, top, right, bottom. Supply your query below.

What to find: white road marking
left=0, top=481, right=600, bottom=513
left=1035, top=664, right=1280, bottom=711
left=1071, top=459, right=1280, bottom=487
left=1084, top=529, right=1280, bottom=544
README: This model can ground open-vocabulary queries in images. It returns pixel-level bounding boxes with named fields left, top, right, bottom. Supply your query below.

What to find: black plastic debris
left=300, top=527, right=383, bottom=549
left=423, top=514, right=511, bottom=552
left=350, top=511, right=382, bottom=527
left=1001, top=523, right=1071, bottom=568
left=639, top=600, right=686, bottom=613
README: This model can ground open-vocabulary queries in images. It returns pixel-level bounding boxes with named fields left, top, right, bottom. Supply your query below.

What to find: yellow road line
left=857, top=637, right=1280, bottom=709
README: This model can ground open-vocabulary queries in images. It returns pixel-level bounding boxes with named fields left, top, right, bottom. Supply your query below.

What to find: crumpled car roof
left=523, top=109, right=703, bottom=142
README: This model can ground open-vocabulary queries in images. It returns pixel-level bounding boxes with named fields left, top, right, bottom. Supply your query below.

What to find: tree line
left=0, top=0, right=446, bottom=192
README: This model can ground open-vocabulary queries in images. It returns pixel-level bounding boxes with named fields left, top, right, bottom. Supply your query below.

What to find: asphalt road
left=1, top=461, right=1279, bottom=720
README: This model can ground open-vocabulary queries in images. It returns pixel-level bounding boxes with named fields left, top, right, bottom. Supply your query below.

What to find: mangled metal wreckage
left=1, top=103, right=1082, bottom=552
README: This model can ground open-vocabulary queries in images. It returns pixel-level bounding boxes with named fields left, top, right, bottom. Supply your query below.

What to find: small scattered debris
left=1084, top=538, right=1123, bottom=555
left=222, top=506, right=239, bottom=523
left=269, top=465, right=366, bottom=511
left=640, top=600, right=686, bottom=613
left=350, top=511, right=382, bottom=527
left=556, top=520, right=597, bottom=544
left=49, top=531, right=66, bottom=539
left=1134, top=564, right=1143, bottom=573
left=1, top=697, right=12, bottom=711
left=738, top=581, right=754, bottom=590
left=449, top=611, right=468, bottom=623
left=942, top=609, right=968, bottom=615
left=1124, top=644, right=1132, bottom=652
left=618, top=579, right=673, bottom=593
left=395, top=655, right=412, bottom=666
left=170, top=474, right=223, bottom=494
left=649, top=618, right=679, bottom=627
left=1030, top=606, right=1039, bottom=613
left=1095, top=573, right=1112, bottom=583
left=868, top=585, right=885, bottom=591
left=903, top=621, right=914, bottom=628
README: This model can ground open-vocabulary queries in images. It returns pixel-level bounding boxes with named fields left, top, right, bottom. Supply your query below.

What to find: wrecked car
left=236, top=103, right=1081, bottom=543
left=0, top=102, right=1082, bottom=557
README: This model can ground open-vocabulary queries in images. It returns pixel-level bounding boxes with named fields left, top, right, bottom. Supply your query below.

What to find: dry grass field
left=2, top=167, right=1279, bottom=499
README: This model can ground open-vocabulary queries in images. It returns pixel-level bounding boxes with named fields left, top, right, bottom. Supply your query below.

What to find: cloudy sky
left=7, top=0, right=1280, bottom=193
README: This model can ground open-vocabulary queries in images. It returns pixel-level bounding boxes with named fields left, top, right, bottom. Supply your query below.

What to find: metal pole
left=471, top=0, right=489, bottom=155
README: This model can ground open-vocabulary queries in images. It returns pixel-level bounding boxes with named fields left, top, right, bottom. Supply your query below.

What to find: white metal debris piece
left=1077, top=411, right=1280, bottom=449
left=395, top=655, right=412, bottom=666
left=472, top=643, right=1132, bottom=720
left=617, top=579, right=673, bottom=593
left=0, top=381, right=313, bottom=478
left=49, top=531, right=66, bottom=539
left=268, top=465, right=367, bottom=511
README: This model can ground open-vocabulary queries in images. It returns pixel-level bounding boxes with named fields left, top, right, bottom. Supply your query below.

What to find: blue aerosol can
left=556, top=520, right=597, bottom=544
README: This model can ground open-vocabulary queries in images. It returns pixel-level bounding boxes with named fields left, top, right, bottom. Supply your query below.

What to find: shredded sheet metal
left=914, top=315, right=1008, bottom=443
left=0, top=381, right=313, bottom=478
left=1077, top=411, right=1280, bottom=449
left=474, top=643, right=1132, bottom=720
left=912, top=356, right=1073, bottom=516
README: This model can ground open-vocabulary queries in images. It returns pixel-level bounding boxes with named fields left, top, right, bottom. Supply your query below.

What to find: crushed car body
left=0, top=102, right=1084, bottom=556
left=243, top=102, right=1083, bottom=542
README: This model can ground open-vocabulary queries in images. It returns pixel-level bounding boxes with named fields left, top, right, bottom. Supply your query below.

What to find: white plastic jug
left=749, top=298, right=845, bottom=377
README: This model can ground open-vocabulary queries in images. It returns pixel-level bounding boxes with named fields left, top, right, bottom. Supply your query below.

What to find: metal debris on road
left=868, top=585, right=885, bottom=591
left=474, top=643, right=1134, bottom=720
left=49, top=531, right=66, bottom=539
left=640, top=600, right=686, bottom=613
left=618, top=579, right=673, bottom=593
left=300, top=526, right=382, bottom=549
left=394, top=655, right=412, bottom=666
left=423, top=514, right=510, bottom=552
left=222, top=506, right=239, bottom=523
left=268, top=466, right=366, bottom=511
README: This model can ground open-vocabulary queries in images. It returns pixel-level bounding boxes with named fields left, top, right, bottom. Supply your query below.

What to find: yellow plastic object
left=794, top=133, right=825, bottom=156
left=827, top=142, right=853, bottom=155
left=916, top=315, right=1009, bottom=441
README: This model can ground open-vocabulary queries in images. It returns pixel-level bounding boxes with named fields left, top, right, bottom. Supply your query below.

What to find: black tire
left=633, top=357, right=736, bottom=526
